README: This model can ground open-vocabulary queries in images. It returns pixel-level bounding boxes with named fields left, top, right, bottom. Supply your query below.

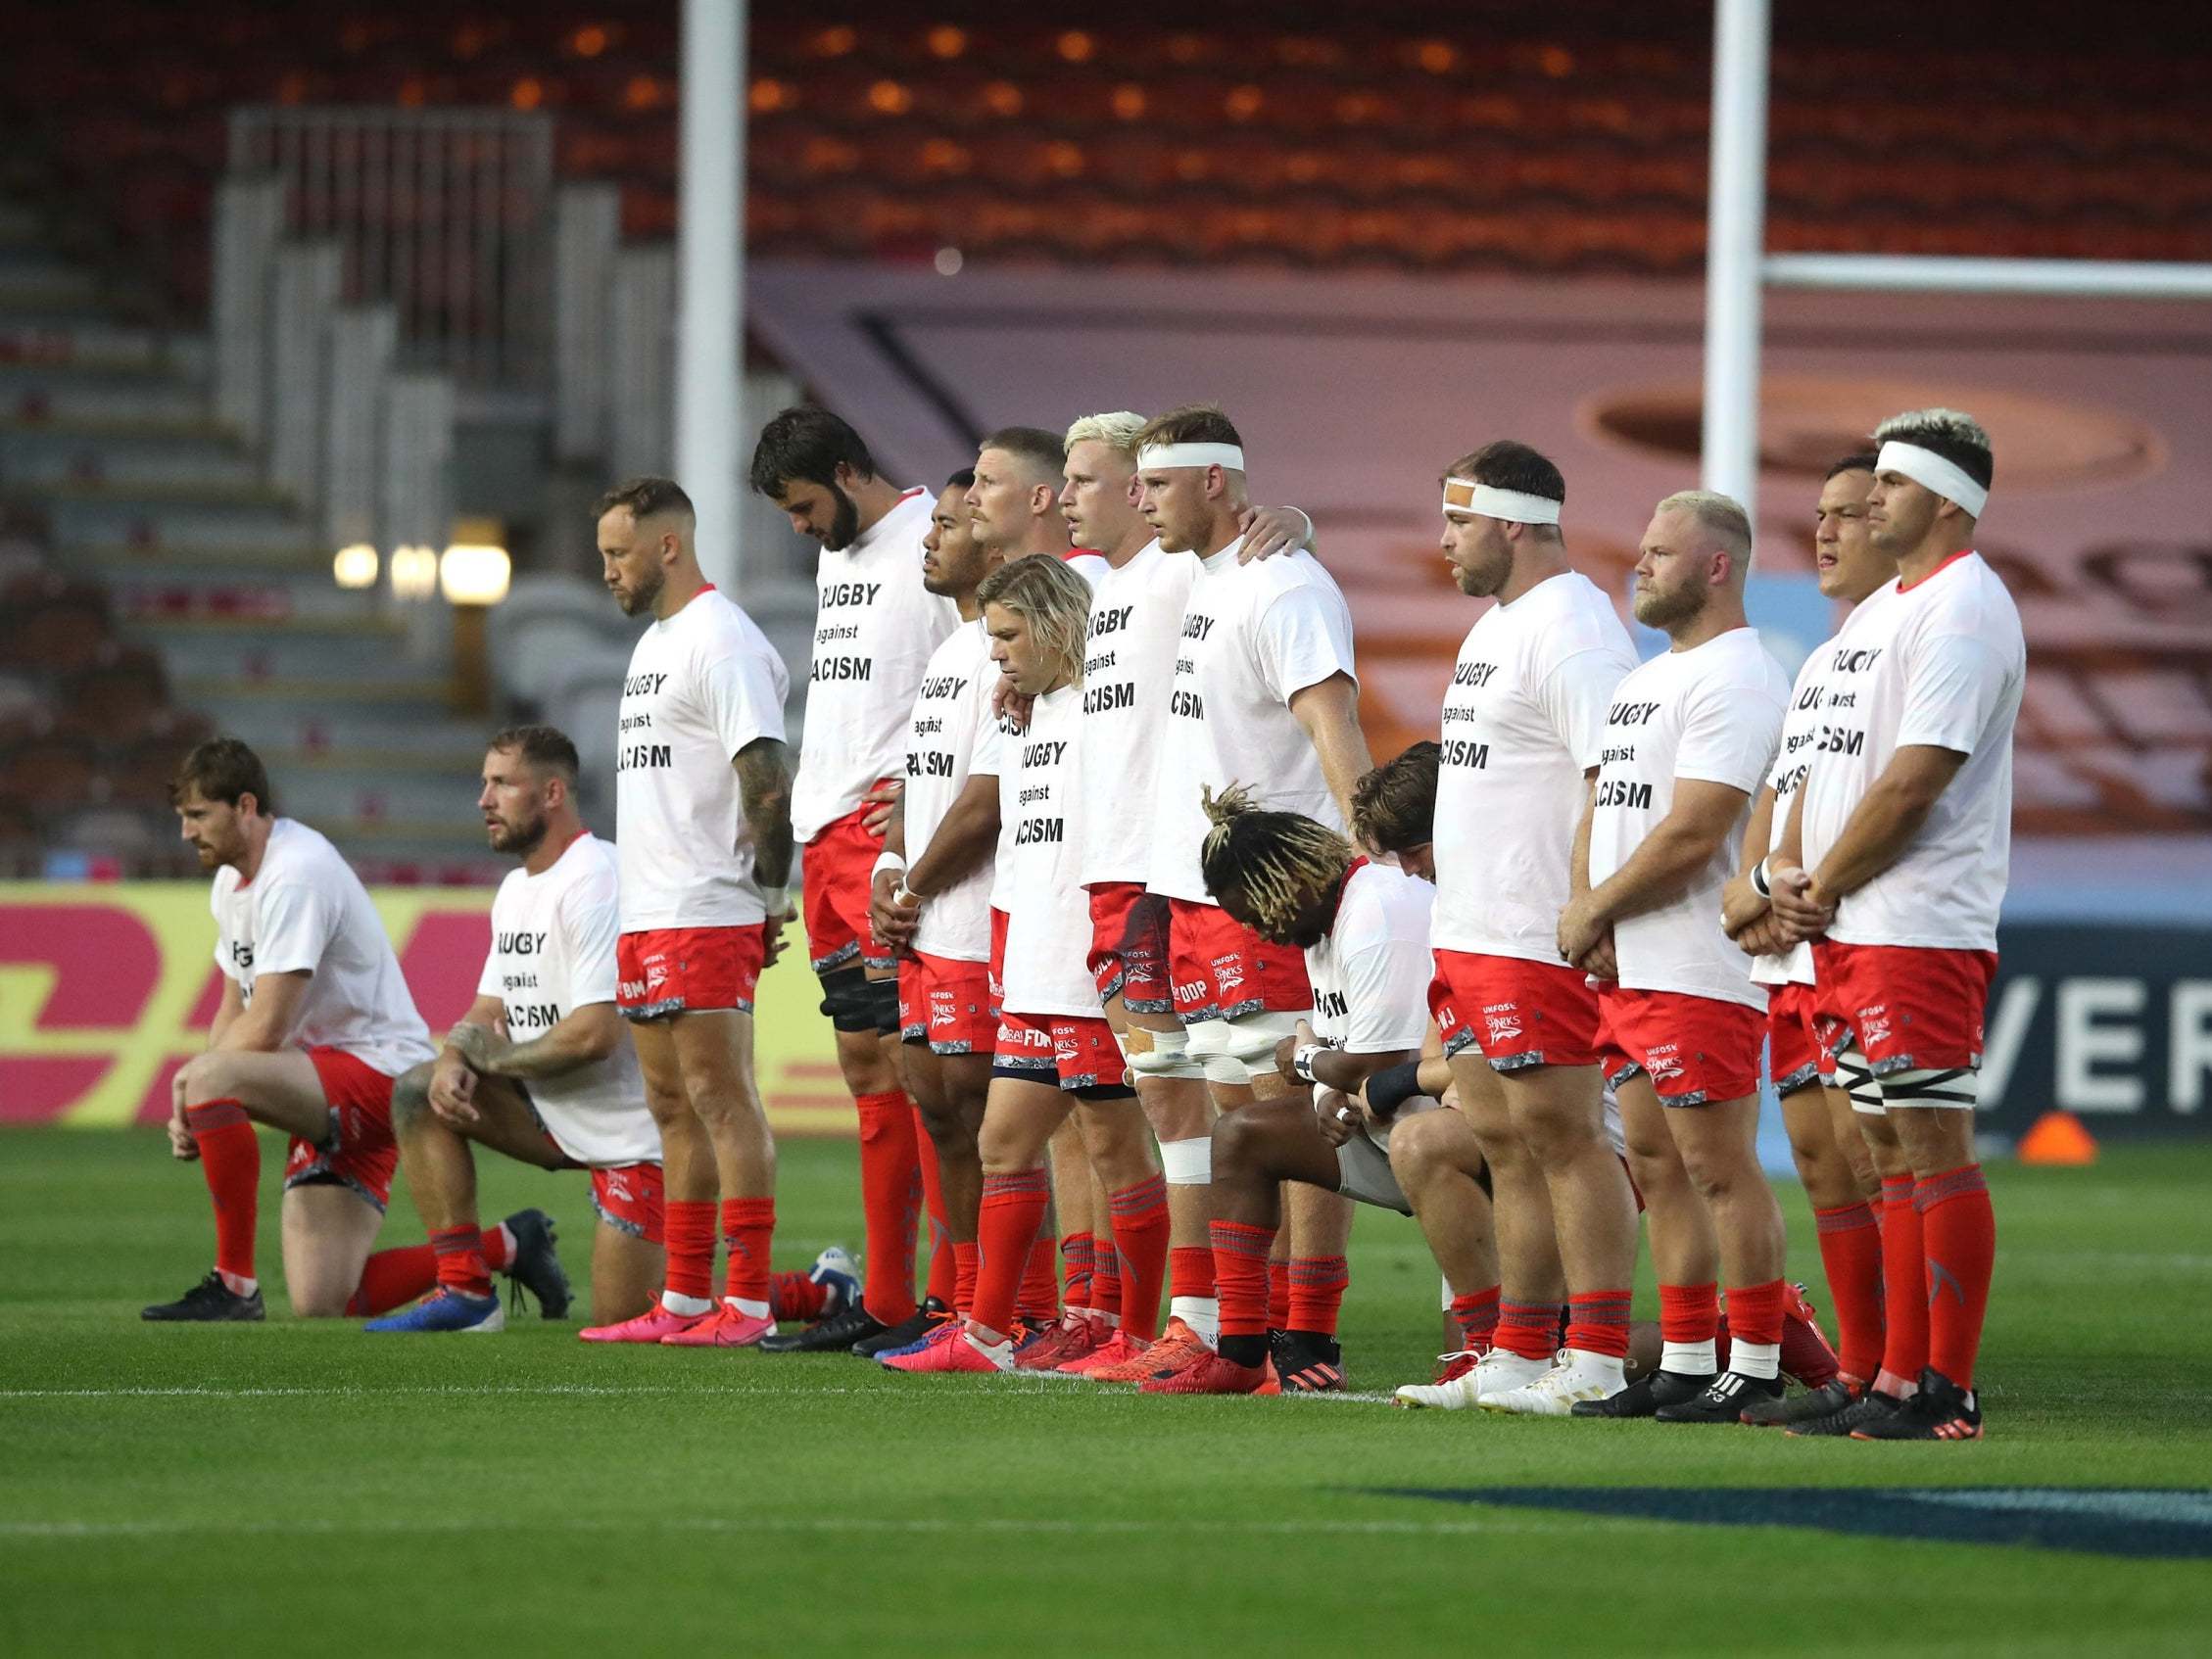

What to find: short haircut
left=1824, top=450, right=1878, bottom=482
left=489, top=723, right=580, bottom=783
left=170, top=736, right=274, bottom=813
left=596, top=476, right=694, bottom=523
left=1656, top=489, right=1753, bottom=565
left=944, top=467, right=976, bottom=491
left=1198, top=785, right=1353, bottom=937
left=975, top=552, right=1093, bottom=687
left=1445, top=440, right=1566, bottom=508
left=1350, top=741, right=1440, bottom=853
left=1065, top=411, right=1146, bottom=457
left=1134, top=403, right=1241, bottom=455
left=1872, top=406, right=1994, bottom=494
left=748, top=405, right=878, bottom=498
left=978, top=426, right=1068, bottom=487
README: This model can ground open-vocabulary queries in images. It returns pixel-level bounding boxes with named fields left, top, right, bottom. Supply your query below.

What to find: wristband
left=871, top=850, right=906, bottom=881
left=891, top=883, right=921, bottom=910
left=1750, top=858, right=1772, bottom=899
left=760, top=885, right=792, bottom=917
left=1364, top=1058, right=1425, bottom=1122
left=1292, top=1042, right=1327, bottom=1084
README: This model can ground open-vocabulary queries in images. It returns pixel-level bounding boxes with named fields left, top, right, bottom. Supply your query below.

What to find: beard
left=1632, top=580, right=1707, bottom=632
left=816, top=483, right=862, bottom=552
left=489, top=811, right=549, bottom=856
left=616, top=564, right=665, bottom=617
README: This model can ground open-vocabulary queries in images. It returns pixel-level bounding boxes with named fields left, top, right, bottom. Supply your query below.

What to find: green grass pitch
left=4, top=1126, right=2210, bottom=1657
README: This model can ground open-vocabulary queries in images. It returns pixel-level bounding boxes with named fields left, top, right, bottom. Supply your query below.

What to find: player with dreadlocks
left=1144, top=778, right=1470, bottom=1394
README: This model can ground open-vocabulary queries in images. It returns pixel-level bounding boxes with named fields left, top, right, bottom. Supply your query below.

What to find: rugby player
left=1134, top=404, right=1370, bottom=1388
left=1769, top=408, right=2022, bottom=1441
left=369, top=726, right=661, bottom=1331
left=1147, top=783, right=1471, bottom=1395
left=147, top=738, right=448, bottom=1320
left=750, top=408, right=960, bottom=1352
left=865, top=471, right=1005, bottom=1350
left=1417, top=442, right=1646, bottom=1415
left=583, top=478, right=795, bottom=1348
left=1559, top=490, right=1792, bottom=1421
left=886, top=555, right=1169, bottom=1373
left=1721, top=455, right=1903, bottom=1424
left=1059, top=409, right=1316, bottom=1378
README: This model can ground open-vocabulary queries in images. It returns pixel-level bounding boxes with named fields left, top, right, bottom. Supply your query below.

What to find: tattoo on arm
left=735, top=736, right=795, bottom=891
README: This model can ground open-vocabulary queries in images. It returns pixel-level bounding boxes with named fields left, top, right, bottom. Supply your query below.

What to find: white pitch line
left=0, top=1513, right=1635, bottom=1541
left=0, top=1381, right=1413, bottom=1403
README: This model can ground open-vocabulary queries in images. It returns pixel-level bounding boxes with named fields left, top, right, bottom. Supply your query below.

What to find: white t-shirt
left=212, top=817, right=434, bottom=1076
left=1065, top=549, right=1111, bottom=588
left=475, top=832, right=658, bottom=1166
left=1433, top=572, right=1636, bottom=963
left=1148, top=542, right=1359, bottom=904
left=903, top=619, right=1001, bottom=963
left=1077, top=542, right=1198, bottom=886
left=1751, top=591, right=1898, bottom=987
left=792, top=488, right=961, bottom=842
left=615, top=586, right=790, bottom=931
left=1800, top=552, right=2025, bottom=951
left=1587, top=627, right=1789, bottom=1010
left=1308, top=860, right=1436, bottom=1054
left=996, top=685, right=1101, bottom=1019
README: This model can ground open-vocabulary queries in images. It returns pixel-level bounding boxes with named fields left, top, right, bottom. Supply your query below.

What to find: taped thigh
left=1833, top=1043, right=1886, bottom=1116
left=1875, top=1064, right=1980, bottom=1112
left=815, top=966, right=879, bottom=1034
left=1125, top=1021, right=1206, bottom=1081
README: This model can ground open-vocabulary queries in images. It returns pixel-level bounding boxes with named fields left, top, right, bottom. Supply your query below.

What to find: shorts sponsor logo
left=1484, top=1008, right=1523, bottom=1045
left=1175, top=978, right=1209, bottom=1005
left=1642, top=1041, right=1685, bottom=1083
left=1211, top=954, right=1245, bottom=994
left=618, top=977, right=649, bottom=1001
left=602, top=1170, right=633, bottom=1204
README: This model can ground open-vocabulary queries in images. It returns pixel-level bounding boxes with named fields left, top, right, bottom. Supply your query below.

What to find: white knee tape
left=1224, top=1009, right=1306, bottom=1066
left=1125, top=1023, right=1207, bottom=1082
left=1877, top=1065, right=1980, bottom=1112
left=1184, top=1018, right=1247, bottom=1085
left=1159, top=1135, right=1212, bottom=1185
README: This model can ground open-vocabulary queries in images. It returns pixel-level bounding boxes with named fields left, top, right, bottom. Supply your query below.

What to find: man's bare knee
left=391, top=1064, right=435, bottom=1130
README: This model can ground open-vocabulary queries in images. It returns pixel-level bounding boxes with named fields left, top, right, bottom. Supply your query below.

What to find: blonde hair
left=1656, top=488, right=1753, bottom=566
left=1064, top=411, right=1146, bottom=457
left=1198, top=784, right=1354, bottom=938
left=975, top=553, right=1092, bottom=687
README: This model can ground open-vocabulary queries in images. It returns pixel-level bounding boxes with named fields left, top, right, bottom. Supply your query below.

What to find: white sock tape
left=1876, top=440, right=1987, bottom=518
left=1137, top=442, right=1245, bottom=472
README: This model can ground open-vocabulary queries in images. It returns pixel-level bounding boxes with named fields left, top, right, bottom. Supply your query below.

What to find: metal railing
left=228, top=107, right=555, bottom=389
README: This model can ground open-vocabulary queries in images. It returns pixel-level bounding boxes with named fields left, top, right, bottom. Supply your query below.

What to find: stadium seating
left=4, top=2, right=2206, bottom=311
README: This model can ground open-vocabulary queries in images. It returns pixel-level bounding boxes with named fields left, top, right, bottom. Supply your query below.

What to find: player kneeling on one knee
left=1154, top=785, right=1443, bottom=1396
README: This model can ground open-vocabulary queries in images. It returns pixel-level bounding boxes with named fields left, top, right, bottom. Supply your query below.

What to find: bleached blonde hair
left=1198, top=783, right=1354, bottom=939
left=1064, top=411, right=1147, bottom=457
left=976, top=553, right=1093, bottom=687
left=1656, top=488, right=1753, bottom=567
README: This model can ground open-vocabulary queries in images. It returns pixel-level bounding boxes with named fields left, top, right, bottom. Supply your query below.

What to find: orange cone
left=2017, top=1110, right=2097, bottom=1166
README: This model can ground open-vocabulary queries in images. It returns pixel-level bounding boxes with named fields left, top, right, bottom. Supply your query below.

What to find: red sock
left=347, top=1244, right=435, bottom=1315
left=1090, top=1232, right=1122, bottom=1320
left=854, top=1092, right=921, bottom=1323
left=663, top=1199, right=716, bottom=1302
left=1877, top=1174, right=1929, bottom=1385
left=1017, top=1228, right=1060, bottom=1323
left=1451, top=1286, right=1501, bottom=1351
left=970, top=1167, right=1049, bottom=1337
left=1917, top=1163, right=1995, bottom=1389
left=1564, top=1288, right=1633, bottom=1358
left=1726, top=1278, right=1785, bottom=1349
left=1813, top=1202, right=1887, bottom=1381
left=1287, top=1256, right=1349, bottom=1336
left=1659, top=1281, right=1720, bottom=1347
left=1495, top=1298, right=1558, bottom=1361
left=431, top=1225, right=492, bottom=1298
left=1106, top=1174, right=1169, bottom=1341
left=1168, top=1243, right=1214, bottom=1303
left=185, top=1099, right=259, bottom=1288
left=480, top=1222, right=515, bottom=1271
left=770, top=1271, right=829, bottom=1322
left=1208, top=1219, right=1274, bottom=1339
left=916, top=1110, right=956, bottom=1309
left=1266, top=1258, right=1291, bottom=1330
left=1060, top=1232, right=1095, bottom=1310
left=952, top=1241, right=981, bottom=1314
left=720, top=1197, right=775, bottom=1305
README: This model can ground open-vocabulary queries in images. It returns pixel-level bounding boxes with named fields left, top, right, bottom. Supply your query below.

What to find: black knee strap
left=816, top=966, right=880, bottom=1034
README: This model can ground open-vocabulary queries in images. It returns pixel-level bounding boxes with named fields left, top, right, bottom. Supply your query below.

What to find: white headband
left=1137, top=442, right=1245, bottom=472
left=1877, top=440, right=1988, bottom=518
left=1441, top=477, right=1562, bottom=526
